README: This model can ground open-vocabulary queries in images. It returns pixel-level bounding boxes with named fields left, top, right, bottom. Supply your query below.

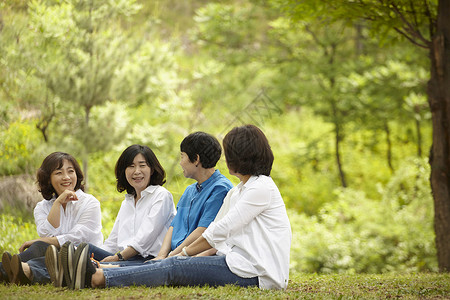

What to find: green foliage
left=0, top=121, right=42, bottom=175
left=0, top=0, right=439, bottom=276
left=0, top=213, right=36, bottom=254
left=4, top=0, right=183, bottom=186
left=289, top=157, right=437, bottom=274
left=271, top=0, right=437, bottom=47
left=345, top=59, right=428, bottom=133
left=268, top=110, right=338, bottom=214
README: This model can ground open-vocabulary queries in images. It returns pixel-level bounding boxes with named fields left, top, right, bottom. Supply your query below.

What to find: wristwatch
left=116, top=252, right=124, bottom=261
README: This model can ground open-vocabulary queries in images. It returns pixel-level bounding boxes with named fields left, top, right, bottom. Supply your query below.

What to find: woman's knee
left=28, top=241, right=51, bottom=254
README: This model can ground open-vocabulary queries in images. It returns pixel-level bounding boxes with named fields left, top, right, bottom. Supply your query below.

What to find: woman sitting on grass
left=48, top=144, right=176, bottom=287
left=52, top=124, right=292, bottom=290
left=0, top=152, right=103, bottom=284
left=88, top=144, right=176, bottom=263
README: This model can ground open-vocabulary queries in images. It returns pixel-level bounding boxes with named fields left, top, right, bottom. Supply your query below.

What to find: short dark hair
left=36, top=152, right=84, bottom=200
left=180, top=132, right=221, bottom=168
left=115, top=144, right=166, bottom=195
left=223, top=124, right=274, bottom=176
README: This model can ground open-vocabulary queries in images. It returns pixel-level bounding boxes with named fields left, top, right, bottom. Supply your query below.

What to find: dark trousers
left=0, top=241, right=51, bottom=279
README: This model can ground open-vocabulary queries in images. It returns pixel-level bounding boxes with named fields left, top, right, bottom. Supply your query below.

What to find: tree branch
left=388, top=0, right=431, bottom=46
left=392, top=26, right=429, bottom=49
left=423, top=0, right=436, bottom=37
left=304, top=24, right=326, bottom=50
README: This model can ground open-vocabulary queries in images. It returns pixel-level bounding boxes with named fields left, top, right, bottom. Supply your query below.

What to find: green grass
left=1, top=273, right=449, bottom=299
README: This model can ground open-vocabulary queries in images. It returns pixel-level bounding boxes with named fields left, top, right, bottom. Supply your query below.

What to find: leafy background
left=0, top=0, right=436, bottom=276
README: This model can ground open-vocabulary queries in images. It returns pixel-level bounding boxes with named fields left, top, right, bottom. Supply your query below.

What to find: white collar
left=125, top=185, right=159, bottom=201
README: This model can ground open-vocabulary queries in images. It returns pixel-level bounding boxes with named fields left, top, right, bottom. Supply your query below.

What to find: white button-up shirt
left=203, top=175, right=292, bottom=290
left=34, top=189, right=103, bottom=247
left=101, top=185, right=176, bottom=258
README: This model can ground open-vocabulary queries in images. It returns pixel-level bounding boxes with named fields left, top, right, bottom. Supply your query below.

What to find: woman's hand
left=152, top=254, right=167, bottom=261
left=48, top=190, right=78, bottom=228
left=194, top=248, right=217, bottom=257
left=101, top=255, right=119, bottom=262
left=19, top=237, right=59, bottom=253
left=55, top=189, right=78, bottom=205
left=19, top=239, right=38, bottom=253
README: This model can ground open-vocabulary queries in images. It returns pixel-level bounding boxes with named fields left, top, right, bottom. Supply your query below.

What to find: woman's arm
left=55, top=195, right=103, bottom=246
left=47, top=190, right=78, bottom=228
left=194, top=248, right=218, bottom=257
left=203, top=185, right=270, bottom=253
left=101, top=246, right=139, bottom=262
left=153, top=226, right=174, bottom=260
left=34, top=200, right=60, bottom=237
left=19, top=236, right=59, bottom=252
left=168, top=227, right=207, bottom=257
left=181, top=234, right=214, bottom=257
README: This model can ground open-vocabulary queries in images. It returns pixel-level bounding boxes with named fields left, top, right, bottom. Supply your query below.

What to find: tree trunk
left=428, top=0, right=450, bottom=272
left=415, top=116, right=422, bottom=157
left=331, top=99, right=347, bottom=187
left=83, top=106, right=91, bottom=192
left=335, top=121, right=347, bottom=187
left=354, top=22, right=364, bottom=56
left=384, top=120, right=394, bottom=172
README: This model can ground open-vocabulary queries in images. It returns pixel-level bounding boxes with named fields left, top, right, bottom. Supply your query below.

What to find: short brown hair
left=223, top=124, right=274, bottom=176
left=37, top=152, right=84, bottom=200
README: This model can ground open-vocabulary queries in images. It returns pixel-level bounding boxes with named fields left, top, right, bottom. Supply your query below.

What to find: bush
left=0, top=120, right=42, bottom=176
left=289, top=157, right=437, bottom=274
left=0, top=213, right=37, bottom=254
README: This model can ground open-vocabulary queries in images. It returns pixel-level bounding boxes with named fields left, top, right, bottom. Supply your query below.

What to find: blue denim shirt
left=170, top=169, right=233, bottom=250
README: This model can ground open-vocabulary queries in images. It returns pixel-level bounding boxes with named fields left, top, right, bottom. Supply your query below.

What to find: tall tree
left=347, top=59, right=428, bottom=171
left=275, top=0, right=450, bottom=271
left=22, top=0, right=141, bottom=188
left=263, top=16, right=360, bottom=187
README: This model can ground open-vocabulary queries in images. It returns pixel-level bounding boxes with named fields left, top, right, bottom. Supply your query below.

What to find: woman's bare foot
left=99, top=263, right=120, bottom=269
left=91, top=269, right=105, bottom=288
left=21, top=262, right=31, bottom=280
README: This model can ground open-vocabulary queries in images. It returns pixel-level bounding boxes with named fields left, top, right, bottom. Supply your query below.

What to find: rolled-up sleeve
left=34, top=200, right=60, bottom=237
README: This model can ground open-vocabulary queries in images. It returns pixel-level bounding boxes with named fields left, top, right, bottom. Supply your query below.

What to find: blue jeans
left=89, top=244, right=113, bottom=261
left=28, top=257, right=50, bottom=284
left=103, top=255, right=259, bottom=288
left=88, top=244, right=152, bottom=262
left=27, top=243, right=117, bottom=284
left=26, top=244, right=153, bottom=284
left=100, top=259, right=153, bottom=267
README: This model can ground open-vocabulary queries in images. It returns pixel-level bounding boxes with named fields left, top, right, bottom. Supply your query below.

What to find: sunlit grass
left=1, top=273, right=449, bottom=299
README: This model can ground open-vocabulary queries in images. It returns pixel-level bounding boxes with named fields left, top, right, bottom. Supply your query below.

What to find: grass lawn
left=1, top=273, right=449, bottom=299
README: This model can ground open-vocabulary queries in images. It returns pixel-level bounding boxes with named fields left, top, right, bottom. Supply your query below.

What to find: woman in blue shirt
left=154, top=131, right=233, bottom=259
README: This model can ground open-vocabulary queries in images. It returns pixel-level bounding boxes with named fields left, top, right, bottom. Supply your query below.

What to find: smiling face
left=50, top=159, right=77, bottom=196
left=125, top=153, right=152, bottom=197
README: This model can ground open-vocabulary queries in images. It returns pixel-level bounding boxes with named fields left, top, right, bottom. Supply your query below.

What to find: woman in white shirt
left=48, top=144, right=176, bottom=287
left=88, top=144, right=176, bottom=263
left=0, top=152, right=103, bottom=284
left=59, top=125, right=292, bottom=290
